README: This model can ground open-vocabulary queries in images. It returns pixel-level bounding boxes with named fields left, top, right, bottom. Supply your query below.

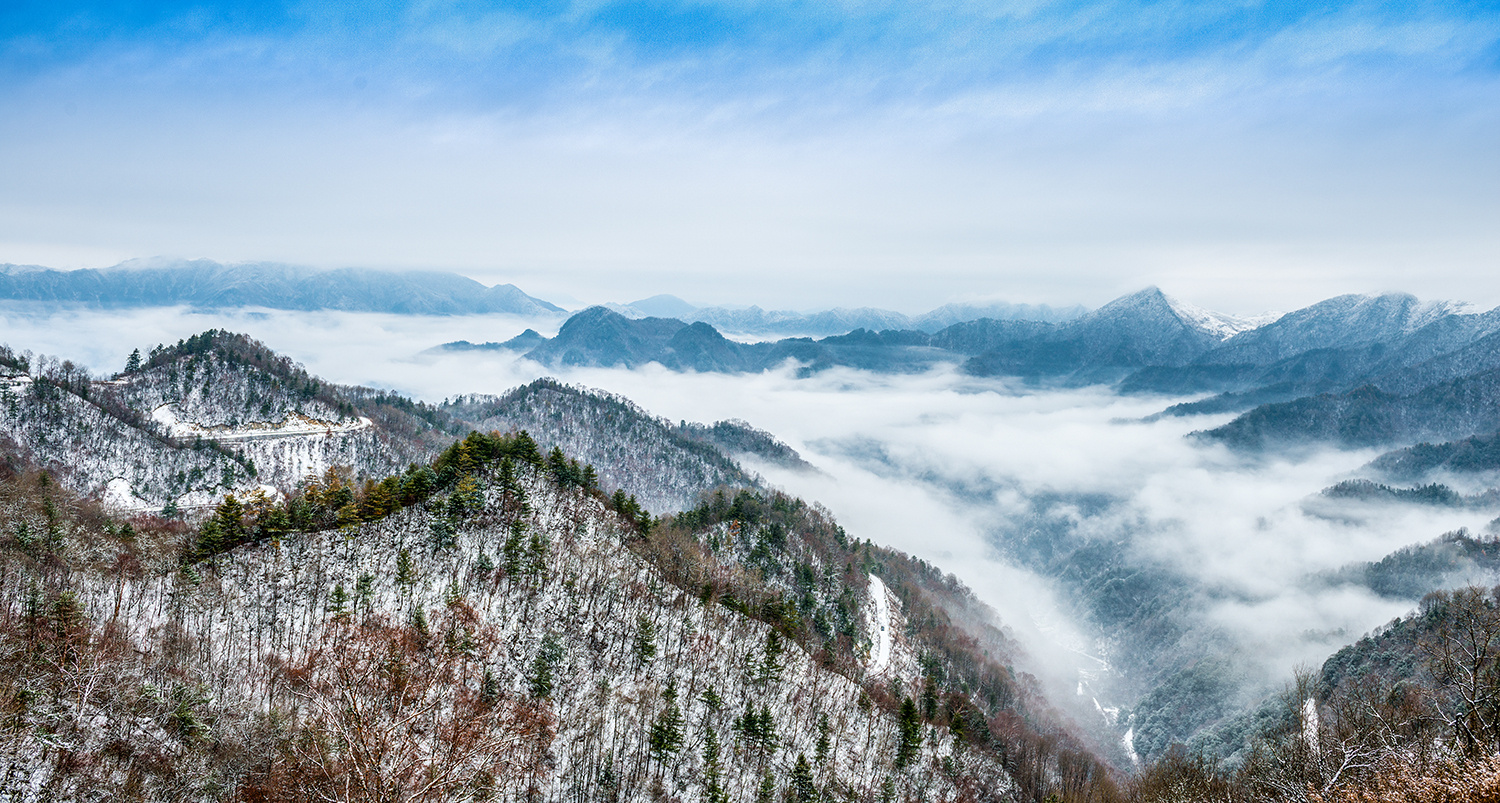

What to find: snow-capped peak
left=1164, top=294, right=1279, bottom=340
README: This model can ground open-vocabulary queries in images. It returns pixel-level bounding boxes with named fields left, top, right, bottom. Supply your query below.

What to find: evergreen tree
left=429, top=518, right=457, bottom=551
left=633, top=615, right=658, bottom=666
left=754, top=770, right=776, bottom=803
left=124, top=348, right=141, bottom=374
left=354, top=573, right=374, bottom=612
left=790, top=754, right=817, bottom=803
left=528, top=634, right=563, bottom=698
left=757, top=628, right=784, bottom=684
left=896, top=696, right=922, bottom=769
left=328, top=583, right=349, bottom=618
left=502, top=522, right=526, bottom=575
left=597, top=757, right=620, bottom=803
left=408, top=606, right=429, bottom=639
left=526, top=531, right=549, bottom=577
left=647, top=682, right=685, bottom=761
left=815, top=713, right=832, bottom=763
left=701, top=729, right=726, bottom=803
left=480, top=669, right=500, bottom=706
left=395, top=548, right=415, bottom=586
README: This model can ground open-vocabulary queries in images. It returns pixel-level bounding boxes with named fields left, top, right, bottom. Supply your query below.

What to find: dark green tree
left=395, top=548, right=415, bottom=586
left=634, top=615, right=658, bottom=666
left=647, top=682, right=685, bottom=761
left=124, top=348, right=141, bottom=374
left=528, top=634, right=563, bottom=698
left=701, top=729, right=727, bottom=803
left=896, top=696, right=922, bottom=769
left=757, top=628, right=784, bottom=684
left=328, top=583, right=349, bottom=618
left=754, top=770, right=776, bottom=803
left=790, top=754, right=816, bottom=803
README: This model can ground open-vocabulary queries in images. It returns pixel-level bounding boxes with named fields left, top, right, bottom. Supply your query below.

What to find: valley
left=5, top=283, right=1500, bottom=801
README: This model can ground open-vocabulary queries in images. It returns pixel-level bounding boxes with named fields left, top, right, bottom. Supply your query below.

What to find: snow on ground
left=1165, top=294, right=1282, bottom=340
left=867, top=573, right=892, bottom=675
left=101, top=477, right=152, bottom=512
left=151, top=403, right=370, bottom=441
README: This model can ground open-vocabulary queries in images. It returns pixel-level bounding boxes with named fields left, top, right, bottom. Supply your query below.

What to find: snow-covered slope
left=0, top=331, right=450, bottom=511
left=0, top=449, right=1027, bottom=801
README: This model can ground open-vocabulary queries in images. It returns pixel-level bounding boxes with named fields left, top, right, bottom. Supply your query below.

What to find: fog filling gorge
left=7, top=306, right=1493, bottom=731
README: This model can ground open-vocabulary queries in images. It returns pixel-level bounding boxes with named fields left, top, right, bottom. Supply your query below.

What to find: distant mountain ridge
left=606, top=293, right=1089, bottom=336
left=446, top=287, right=1275, bottom=380
left=0, top=259, right=564, bottom=315
left=444, top=286, right=1500, bottom=456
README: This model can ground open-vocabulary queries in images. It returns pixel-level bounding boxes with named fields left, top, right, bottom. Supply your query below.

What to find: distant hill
left=440, top=378, right=803, bottom=511
left=604, top=294, right=1088, bottom=337
left=0, top=259, right=564, bottom=315
left=445, top=287, right=1500, bottom=456
left=447, top=288, right=1268, bottom=380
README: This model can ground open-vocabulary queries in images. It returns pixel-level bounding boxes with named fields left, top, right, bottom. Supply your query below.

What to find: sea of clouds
left=6, top=304, right=1491, bottom=736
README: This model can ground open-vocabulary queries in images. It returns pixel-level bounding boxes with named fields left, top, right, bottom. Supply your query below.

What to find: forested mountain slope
left=0, top=427, right=1113, bottom=802
left=0, top=332, right=453, bottom=511
left=442, top=379, right=803, bottom=511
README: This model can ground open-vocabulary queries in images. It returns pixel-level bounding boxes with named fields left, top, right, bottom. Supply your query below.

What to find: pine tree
left=528, top=634, right=563, bottom=698
left=633, top=615, right=658, bottom=666
left=701, top=730, right=726, bottom=803
left=408, top=606, right=429, bottom=639
left=124, top=348, right=141, bottom=374
left=502, top=522, right=526, bottom=575
left=328, top=583, right=349, bottom=618
left=648, top=682, right=685, bottom=761
left=755, top=770, right=777, bottom=803
left=395, top=548, right=415, bottom=586
left=480, top=669, right=500, bottom=706
left=354, top=572, right=374, bottom=613
left=816, top=713, right=832, bottom=763
left=757, top=628, right=784, bottom=684
left=790, top=754, right=816, bottom=803
left=896, top=696, right=922, bottom=769
left=430, top=518, right=457, bottom=551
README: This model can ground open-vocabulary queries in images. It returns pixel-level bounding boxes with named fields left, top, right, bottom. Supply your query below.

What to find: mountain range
left=446, top=287, right=1500, bottom=460
left=0, top=259, right=564, bottom=315
left=607, top=294, right=1089, bottom=337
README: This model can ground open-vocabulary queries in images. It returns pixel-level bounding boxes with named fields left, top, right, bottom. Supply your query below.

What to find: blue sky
left=1, top=1, right=1497, bottom=312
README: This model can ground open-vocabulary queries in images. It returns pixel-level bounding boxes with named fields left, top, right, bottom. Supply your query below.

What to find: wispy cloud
left=0, top=2, right=1496, bottom=311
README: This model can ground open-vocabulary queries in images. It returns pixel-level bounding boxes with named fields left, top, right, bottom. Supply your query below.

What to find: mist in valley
left=7, top=303, right=1494, bottom=756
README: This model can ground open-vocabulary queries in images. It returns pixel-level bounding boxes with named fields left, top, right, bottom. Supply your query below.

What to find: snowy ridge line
left=1165, top=294, right=1280, bottom=341
left=150, top=402, right=371, bottom=442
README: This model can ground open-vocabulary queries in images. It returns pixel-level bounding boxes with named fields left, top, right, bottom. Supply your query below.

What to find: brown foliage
left=241, top=616, right=553, bottom=803
left=1310, top=753, right=1500, bottom=803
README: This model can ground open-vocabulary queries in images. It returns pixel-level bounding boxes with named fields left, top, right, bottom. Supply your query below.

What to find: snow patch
left=152, top=403, right=370, bottom=442
left=101, top=477, right=153, bottom=512
left=1165, top=294, right=1280, bottom=340
left=1122, top=726, right=1140, bottom=768
left=867, top=573, right=893, bottom=675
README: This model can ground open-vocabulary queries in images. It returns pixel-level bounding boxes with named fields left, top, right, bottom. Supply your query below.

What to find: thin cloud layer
left=1, top=2, right=1496, bottom=312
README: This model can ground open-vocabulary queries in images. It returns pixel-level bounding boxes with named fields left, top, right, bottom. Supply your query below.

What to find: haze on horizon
left=2, top=1, right=1497, bottom=315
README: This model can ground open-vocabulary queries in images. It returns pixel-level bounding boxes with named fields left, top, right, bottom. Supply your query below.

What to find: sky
left=1, top=1, right=1498, bottom=314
